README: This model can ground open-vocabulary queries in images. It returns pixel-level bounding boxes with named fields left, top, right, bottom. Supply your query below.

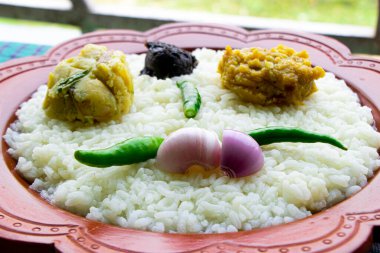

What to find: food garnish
left=221, top=130, right=264, bottom=178
left=74, top=127, right=346, bottom=178
left=43, top=44, right=134, bottom=123
left=156, top=128, right=221, bottom=173
left=218, top=44, right=325, bottom=105
left=176, top=81, right=202, bottom=118
left=74, top=136, right=164, bottom=167
left=140, top=41, right=198, bottom=79
left=248, top=127, right=347, bottom=150
left=54, top=68, right=91, bottom=94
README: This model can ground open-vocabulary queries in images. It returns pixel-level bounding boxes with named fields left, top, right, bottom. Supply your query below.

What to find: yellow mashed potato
left=43, top=44, right=134, bottom=122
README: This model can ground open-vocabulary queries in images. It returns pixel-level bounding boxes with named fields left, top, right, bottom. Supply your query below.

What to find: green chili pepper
left=74, top=136, right=164, bottom=168
left=248, top=127, right=347, bottom=150
left=55, top=68, right=91, bottom=94
left=75, top=127, right=347, bottom=168
left=176, top=81, right=202, bottom=118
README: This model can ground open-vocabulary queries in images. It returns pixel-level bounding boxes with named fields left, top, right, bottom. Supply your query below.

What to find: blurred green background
left=0, top=0, right=378, bottom=57
left=116, top=0, right=377, bottom=26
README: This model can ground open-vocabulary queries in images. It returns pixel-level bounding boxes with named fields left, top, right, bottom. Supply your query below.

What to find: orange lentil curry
left=218, top=45, right=325, bottom=105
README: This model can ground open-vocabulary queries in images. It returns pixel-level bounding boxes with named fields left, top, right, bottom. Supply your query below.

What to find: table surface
left=1, top=40, right=380, bottom=253
left=0, top=41, right=50, bottom=63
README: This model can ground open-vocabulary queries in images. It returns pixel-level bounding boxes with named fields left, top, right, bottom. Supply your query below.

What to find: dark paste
left=140, top=41, right=198, bottom=79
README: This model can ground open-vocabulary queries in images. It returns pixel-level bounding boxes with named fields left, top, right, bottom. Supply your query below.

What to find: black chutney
left=140, top=41, right=198, bottom=79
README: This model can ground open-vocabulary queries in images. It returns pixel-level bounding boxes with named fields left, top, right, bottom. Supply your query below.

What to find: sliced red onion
left=156, top=127, right=221, bottom=173
left=221, top=129, right=264, bottom=178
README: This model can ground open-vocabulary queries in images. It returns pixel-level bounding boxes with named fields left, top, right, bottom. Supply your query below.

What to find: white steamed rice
left=4, top=48, right=380, bottom=233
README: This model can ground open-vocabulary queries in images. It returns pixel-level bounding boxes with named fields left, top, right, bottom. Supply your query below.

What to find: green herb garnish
left=55, top=68, right=91, bottom=93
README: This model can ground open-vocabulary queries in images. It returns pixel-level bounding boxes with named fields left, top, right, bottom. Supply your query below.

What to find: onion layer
left=221, top=129, right=264, bottom=178
left=156, top=128, right=221, bottom=173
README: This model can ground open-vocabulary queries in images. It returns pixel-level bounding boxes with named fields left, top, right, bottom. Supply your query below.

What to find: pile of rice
left=4, top=49, right=380, bottom=233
